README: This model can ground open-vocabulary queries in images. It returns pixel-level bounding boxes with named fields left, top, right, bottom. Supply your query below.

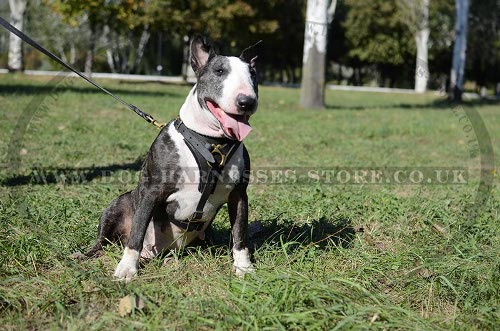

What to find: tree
left=326, top=1, right=359, bottom=85
left=145, top=0, right=276, bottom=78
left=450, top=0, right=469, bottom=101
left=300, top=0, right=330, bottom=109
left=426, top=0, right=454, bottom=91
left=245, top=0, right=303, bottom=84
left=26, top=0, right=85, bottom=68
left=466, top=0, right=499, bottom=96
left=45, top=0, right=106, bottom=74
left=399, top=0, right=430, bottom=93
left=102, top=1, right=151, bottom=74
left=343, top=0, right=415, bottom=87
left=45, top=0, right=155, bottom=74
left=7, top=0, right=27, bottom=71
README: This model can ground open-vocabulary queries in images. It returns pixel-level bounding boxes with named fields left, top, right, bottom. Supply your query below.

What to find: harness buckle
left=210, top=144, right=226, bottom=167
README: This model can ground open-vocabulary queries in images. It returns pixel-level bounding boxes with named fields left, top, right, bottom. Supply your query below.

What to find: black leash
left=0, top=16, right=165, bottom=129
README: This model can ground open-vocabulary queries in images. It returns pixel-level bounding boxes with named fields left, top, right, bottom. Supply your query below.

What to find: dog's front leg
left=114, top=190, right=156, bottom=280
left=228, top=187, right=254, bottom=276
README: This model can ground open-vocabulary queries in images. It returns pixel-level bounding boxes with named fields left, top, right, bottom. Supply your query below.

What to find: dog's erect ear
left=190, top=36, right=216, bottom=73
left=240, top=40, right=262, bottom=69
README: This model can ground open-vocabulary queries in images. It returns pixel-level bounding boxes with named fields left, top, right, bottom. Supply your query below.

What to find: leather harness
left=169, top=118, right=241, bottom=231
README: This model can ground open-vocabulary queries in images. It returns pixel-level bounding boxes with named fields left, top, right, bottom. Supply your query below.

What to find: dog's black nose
left=236, top=94, right=257, bottom=112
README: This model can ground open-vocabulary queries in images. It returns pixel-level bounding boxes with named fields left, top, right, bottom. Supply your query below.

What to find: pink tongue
left=207, top=101, right=252, bottom=141
left=223, top=113, right=252, bottom=141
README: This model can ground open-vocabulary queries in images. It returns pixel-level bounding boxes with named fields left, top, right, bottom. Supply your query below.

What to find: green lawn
left=0, top=73, right=499, bottom=330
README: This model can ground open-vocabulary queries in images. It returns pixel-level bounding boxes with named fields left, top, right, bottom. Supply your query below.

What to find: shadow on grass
left=393, top=98, right=499, bottom=110
left=325, top=105, right=368, bottom=111
left=118, top=80, right=193, bottom=87
left=325, top=97, right=499, bottom=111
left=1, top=158, right=144, bottom=186
left=209, top=216, right=358, bottom=252
left=0, top=83, right=181, bottom=98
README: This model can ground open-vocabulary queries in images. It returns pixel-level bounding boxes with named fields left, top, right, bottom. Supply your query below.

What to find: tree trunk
left=450, top=0, right=470, bottom=101
left=69, top=43, right=76, bottom=65
left=104, top=25, right=116, bottom=73
left=120, top=32, right=132, bottom=73
left=300, top=0, right=330, bottom=109
left=84, top=48, right=94, bottom=76
left=7, top=0, right=27, bottom=71
left=327, top=0, right=338, bottom=23
left=85, top=23, right=97, bottom=76
left=57, top=44, right=68, bottom=64
left=106, top=48, right=116, bottom=73
left=414, top=0, right=430, bottom=93
left=132, top=25, right=151, bottom=74
left=113, top=33, right=121, bottom=72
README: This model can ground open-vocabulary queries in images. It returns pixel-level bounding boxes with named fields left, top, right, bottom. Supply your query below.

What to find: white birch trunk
left=84, top=22, right=97, bottom=76
left=84, top=49, right=93, bottom=76
left=300, top=0, right=330, bottom=109
left=104, top=25, right=116, bottom=73
left=7, top=0, right=27, bottom=71
left=414, top=0, right=430, bottom=93
left=327, top=0, right=337, bottom=23
left=132, top=25, right=150, bottom=74
left=106, top=48, right=116, bottom=73
left=450, top=0, right=470, bottom=101
left=69, top=43, right=76, bottom=65
left=57, top=44, right=68, bottom=64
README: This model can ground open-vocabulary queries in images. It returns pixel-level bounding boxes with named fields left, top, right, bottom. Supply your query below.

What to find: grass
left=0, top=73, right=499, bottom=330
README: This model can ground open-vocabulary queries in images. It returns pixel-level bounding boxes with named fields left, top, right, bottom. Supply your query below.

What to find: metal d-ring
left=211, top=144, right=226, bottom=167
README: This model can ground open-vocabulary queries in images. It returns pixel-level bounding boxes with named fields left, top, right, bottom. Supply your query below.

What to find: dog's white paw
left=114, top=263, right=137, bottom=281
left=233, top=264, right=255, bottom=277
left=233, top=248, right=254, bottom=277
left=114, top=248, right=140, bottom=281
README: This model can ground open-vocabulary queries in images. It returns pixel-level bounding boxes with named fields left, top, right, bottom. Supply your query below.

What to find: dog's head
left=191, top=36, right=261, bottom=141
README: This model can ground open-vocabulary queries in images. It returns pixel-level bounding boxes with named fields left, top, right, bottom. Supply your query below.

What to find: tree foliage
left=466, top=0, right=499, bottom=88
left=44, top=0, right=146, bottom=29
left=344, top=0, right=414, bottom=67
left=343, top=0, right=415, bottom=86
left=4, top=0, right=497, bottom=90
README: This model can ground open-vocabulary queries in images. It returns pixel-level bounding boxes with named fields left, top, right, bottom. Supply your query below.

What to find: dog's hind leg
left=85, top=191, right=135, bottom=258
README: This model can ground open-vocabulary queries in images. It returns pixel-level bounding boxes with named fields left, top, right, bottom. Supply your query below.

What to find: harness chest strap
left=170, top=119, right=241, bottom=231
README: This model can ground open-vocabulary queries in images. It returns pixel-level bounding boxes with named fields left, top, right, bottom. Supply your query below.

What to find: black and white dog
left=86, top=37, right=261, bottom=280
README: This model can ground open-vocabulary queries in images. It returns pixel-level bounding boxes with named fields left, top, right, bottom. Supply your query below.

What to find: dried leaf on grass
left=118, top=295, right=145, bottom=317
left=431, top=222, right=449, bottom=237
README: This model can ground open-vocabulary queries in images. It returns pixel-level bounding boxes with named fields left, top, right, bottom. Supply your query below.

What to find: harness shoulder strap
left=175, top=119, right=216, bottom=164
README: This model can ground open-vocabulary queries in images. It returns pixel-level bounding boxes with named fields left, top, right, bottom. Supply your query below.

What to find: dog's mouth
left=205, top=99, right=252, bottom=141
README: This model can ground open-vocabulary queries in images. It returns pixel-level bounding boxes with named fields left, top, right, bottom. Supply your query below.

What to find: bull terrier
left=85, top=36, right=261, bottom=280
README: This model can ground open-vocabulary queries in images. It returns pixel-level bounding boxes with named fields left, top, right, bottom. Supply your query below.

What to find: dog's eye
left=215, top=68, right=225, bottom=76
